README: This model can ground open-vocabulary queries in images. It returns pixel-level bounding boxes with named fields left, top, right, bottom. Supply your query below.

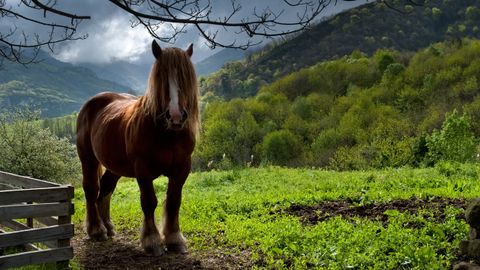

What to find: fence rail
left=0, top=171, right=74, bottom=270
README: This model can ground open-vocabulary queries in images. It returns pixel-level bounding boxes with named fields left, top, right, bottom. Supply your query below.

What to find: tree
left=262, top=129, right=301, bottom=166
left=0, top=0, right=423, bottom=64
left=425, top=110, right=477, bottom=164
left=0, top=109, right=81, bottom=184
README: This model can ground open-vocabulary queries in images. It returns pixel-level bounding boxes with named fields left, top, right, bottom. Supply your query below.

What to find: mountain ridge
left=0, top=51, right=131, bottom=117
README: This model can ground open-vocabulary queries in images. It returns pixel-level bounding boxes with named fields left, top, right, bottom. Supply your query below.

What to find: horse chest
left=128, top=134, right=193, bottom=177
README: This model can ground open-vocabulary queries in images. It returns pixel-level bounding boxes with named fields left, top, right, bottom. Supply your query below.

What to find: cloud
left=41, top=0, right=368, bottom=64
left=55, top=15, right=155, bottom=64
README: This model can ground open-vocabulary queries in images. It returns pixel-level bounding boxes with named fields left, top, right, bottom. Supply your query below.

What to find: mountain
left=79, top=61, right=151, bottom=94
left=0, top=51, right=130, bottom=117
left=201, top=0, right=480, bottom=99
left=75, top=48, right=245, bottom=93
left=195, top=48, right=247, bottom=77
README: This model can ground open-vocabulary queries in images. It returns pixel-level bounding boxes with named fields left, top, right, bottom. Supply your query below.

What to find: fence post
left=56, top=186, right=74, bottom=270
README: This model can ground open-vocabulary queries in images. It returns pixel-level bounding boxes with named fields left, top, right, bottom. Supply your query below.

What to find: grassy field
left=62, top=163, right=480, bottom=269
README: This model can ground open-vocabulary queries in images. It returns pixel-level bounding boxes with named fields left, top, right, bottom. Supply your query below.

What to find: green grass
left=69, top=163, right=480, bottom=269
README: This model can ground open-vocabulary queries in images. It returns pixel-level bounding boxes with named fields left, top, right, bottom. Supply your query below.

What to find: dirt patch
left=72, top=229, right=253, bottom=270
left=285, top=197, right=467, bottom=225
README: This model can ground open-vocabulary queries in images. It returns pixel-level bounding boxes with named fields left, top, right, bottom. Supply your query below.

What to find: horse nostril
left=165, top=110, right=171, bottom=120
left=181, top=109, right=188, bottom=120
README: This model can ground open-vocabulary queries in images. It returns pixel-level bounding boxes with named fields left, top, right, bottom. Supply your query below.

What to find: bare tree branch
left=106, top=0, right=333, bottom=49
left=0, top=0, right=89, bottom=64
left=28, top=0, right=91, bottom=20
left=0, top=0, right=418, bottom=64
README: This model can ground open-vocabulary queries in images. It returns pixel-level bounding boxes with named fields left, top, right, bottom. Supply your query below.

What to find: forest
left=195, top=39, right=480, bottom=171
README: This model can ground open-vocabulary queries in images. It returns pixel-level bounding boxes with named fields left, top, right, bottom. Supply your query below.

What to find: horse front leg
left=137, top=178, right=164, bottom=256
left=162, top=164, right=190, bottom=253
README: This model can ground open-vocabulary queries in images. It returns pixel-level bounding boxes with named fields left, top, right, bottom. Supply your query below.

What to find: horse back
left=77, top=92, right=133, bottom=126
left=76, top=92, right=138, bottom=176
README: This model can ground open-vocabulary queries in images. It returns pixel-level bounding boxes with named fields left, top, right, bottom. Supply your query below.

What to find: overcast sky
left=3, top=0, right=368, bottom=65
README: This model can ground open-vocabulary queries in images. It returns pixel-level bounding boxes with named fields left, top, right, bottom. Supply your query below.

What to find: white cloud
left=55, top=15, right=155, bottom=64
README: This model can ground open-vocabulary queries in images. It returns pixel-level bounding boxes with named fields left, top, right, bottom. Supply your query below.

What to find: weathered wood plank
left=0, top=224, right=73, bottom=248
left=1, top=219, right=29, bottom=231
left=0, top=183, right=14, bottom=191
left=0, top=203, right=73, bottom=221
left=0, top=220, right=56, bottom=248
left=0, top=226, right=40, bottom=252
left=0, top=171, right=58, bottom=188
left=56, top=211, right=73, bottom=269
left=36, top=216, right=58, bottom=226
left=0, top=247, right=73, bottom=269
left=0, top=186, right=74, bottom=205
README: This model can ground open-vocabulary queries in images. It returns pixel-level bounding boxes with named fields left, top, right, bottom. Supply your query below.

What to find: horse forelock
left=143, top=47, right=200, bottom=138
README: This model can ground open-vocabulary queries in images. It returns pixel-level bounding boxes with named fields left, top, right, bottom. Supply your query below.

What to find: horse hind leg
left=162, top=170, right=189, bottom=254
left=97, top=170, right=120, bottom=237
left=81, top=160, right=108, bottom=241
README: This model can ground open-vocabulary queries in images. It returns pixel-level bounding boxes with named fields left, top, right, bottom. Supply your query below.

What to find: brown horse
left=76, top=40, right=199, bottom=256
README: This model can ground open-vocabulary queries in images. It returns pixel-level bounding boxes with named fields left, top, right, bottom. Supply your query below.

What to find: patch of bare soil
left=285, top=197, right=467, bottom=225
left=72, top=229, right=254, bottom=270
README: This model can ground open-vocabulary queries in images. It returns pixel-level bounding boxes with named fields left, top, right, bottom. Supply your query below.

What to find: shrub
left=371, top=137, right=415, bottom=168
left=425, top=110, right=477, bottom=164
left=0, top=109, right=81, bottom=184
left=328, top=145, right=370, bottom=171
left=262, top=130, right=301, bottom=166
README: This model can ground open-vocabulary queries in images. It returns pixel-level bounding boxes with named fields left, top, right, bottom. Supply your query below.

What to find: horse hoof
left=145, top=245, right=166, bottom=256
left=87, top=225, right=108, bottom=241
left=107, top=229, right=116, bottom=237
left=89, top=231, right=108, bottom=241
left=167, top=244, right=188, bottom=254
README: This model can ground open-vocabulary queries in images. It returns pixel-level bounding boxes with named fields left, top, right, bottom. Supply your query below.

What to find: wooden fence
left=0, top=171, right=74, bottom=270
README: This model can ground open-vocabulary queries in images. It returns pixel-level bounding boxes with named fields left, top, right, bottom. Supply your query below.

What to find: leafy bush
left=425, top=110, right=477, bottom=164
left=0, top=109, right=81, bottom=184
left=262, top=130, right=302, bottom=166
left=328, top=145, right=370, bottom=171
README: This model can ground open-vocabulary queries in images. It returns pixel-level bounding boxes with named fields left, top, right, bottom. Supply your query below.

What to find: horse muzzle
left=165, top=108, right=188, bottom=129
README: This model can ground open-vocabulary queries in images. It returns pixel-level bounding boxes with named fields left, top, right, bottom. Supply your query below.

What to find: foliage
left=425, top=110, right=477, bottom=164
left=71, top=166, right=479, bottom=269
left=41, top=113, right=78, bottom=142
left=0, top=109, right=81, bottom=184
left=200, top=0, right=480, bottom=99
left=194, top=39, right=480, bottom=170
left=261, top=130, right=302, bottom=166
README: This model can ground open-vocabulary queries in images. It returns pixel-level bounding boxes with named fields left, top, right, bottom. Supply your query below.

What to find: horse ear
left=186, top=43, right=193, bottom=57
left=152, top=40, right=162, bottom=59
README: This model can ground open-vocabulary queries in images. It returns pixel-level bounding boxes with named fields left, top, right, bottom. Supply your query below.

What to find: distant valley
left=0, top=51, right=131, bottom=117
left=0, top=46, right=247, bottom=117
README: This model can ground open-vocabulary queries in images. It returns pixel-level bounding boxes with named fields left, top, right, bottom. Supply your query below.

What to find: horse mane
left=142, top=47, right=200, bottom=138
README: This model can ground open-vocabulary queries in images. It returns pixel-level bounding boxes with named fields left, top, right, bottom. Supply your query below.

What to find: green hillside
left=200, top=0, right=480, bottom=99
left=195, top=39, right=480, bottom=170
left=0, top=51, right=130, bottom=117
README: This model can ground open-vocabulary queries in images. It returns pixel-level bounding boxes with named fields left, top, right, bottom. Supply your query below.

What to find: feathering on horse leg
left=162, top=170, right=189, bottom=254
left=97, top=170, right=120, bottom=237
left=138, top=178, right=164, bottom=256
